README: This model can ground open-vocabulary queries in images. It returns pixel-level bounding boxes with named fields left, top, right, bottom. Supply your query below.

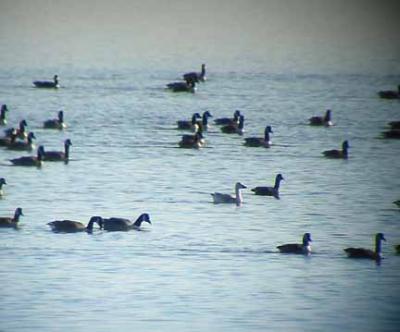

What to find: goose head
left=15, top=207, right=24, bottom=218
left=235, top=182, right=247, bottom=190
left=342, top=140, right=350, bottom=151
left=58, top=110, right=64, bottom=122
left=302, top=233, right=312, bottom=246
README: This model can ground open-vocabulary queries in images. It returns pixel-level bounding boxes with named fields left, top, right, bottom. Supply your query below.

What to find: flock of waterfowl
left=0, top=70, right=399, bottom=262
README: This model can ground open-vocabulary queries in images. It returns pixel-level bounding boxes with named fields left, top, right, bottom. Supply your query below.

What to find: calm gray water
left=1, top=64, right=399, bottom=332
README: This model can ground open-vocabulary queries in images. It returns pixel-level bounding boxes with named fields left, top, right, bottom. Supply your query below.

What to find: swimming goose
left=197, top=111, right=213, bottom=131
left=309, top=109, right=333, bottom=126
left=378, top=85, right=400, bottom=99
left=0, top=104, right=8, bottom=125
left=211, top=182, right=247, bottom=206
left=179, top=132, right=203, bottom=149
left=43, top=110, right=66, bottom=129
left=214, top=110, right=241, bottom=126
left=183, top=64, right=206, bottom=82
left=394, top=200, right=400, bottom=208
left=251, top=173, right=284, bottom=199
left=244, top=125, right=273, bottom=147
left=43, top=139, right=72, bottom=161
left=167, top=79, right=196, bottom=93
left=0, top=131, right=15, bottom=146
left=0, top=207, right=23, bottom=228
left=177, top=113, right=201, bottom=130
left=395, top=245, right=400, bottom=254
left=33, top=75, right=60, bottom=88
left=344, top=233, right=386, bottom=260
left=6, top=132, right=36, bottom=151
left=5, top=119, right=28, bottom=139
left=100, top=213, right=151, bottom=231
left=48, top=216, right=103, bottom=233
left=323, top=140, right=349, bottom=159
left=10, top=145, right=44, bottom=167
left=277, top=233, right=312, bottom=255
left=0, top=178, right=6, bottom=196
left=382, top=129, right=400, bottom=139
left=221, top=115, right=245, bottom=135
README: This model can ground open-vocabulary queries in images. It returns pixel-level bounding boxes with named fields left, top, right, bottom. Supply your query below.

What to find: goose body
left=179, top=132, right=203, bottom=149
left=167, top=79, right=196, bottom=93
left=382, top=129, right=400, bottom=139
left=214, top=110, right=241, bottom=126
left=0, top=178, right=6, bottom=197
left=244, top=126, right=273, bottom=147
left=277, top=233, right=312, bottom=255
left=395, top=245, right=400, bottom=254
left=221, top=115, right=244, bottom=135
left=323, top=140, right=349, bottom=159
left=6, top=132, right=36, bottom=151
left=344, top=233, right=386, bottom=260
left=177, top=113, right=201, bottom=130
left=0, top=134, right=14, bottom=146
left=388, top=121, right=400, bottom=130
left=33, top=75, right=59, bottom=88
left=10, top=146, right=44, bottom=167
left=43, top=139, right=72, bottom=161
left=251, top=174, right=284, bottom=199
left=309, top=109, right=333, bottom=126
left=0, top=104, right=8, bottom=126
left=378, top=85, right=400, bottom=99
left=0, top=208, right=23, bottom=228
left=48, top=216, right=102, bottom=233
left=183, top=64, right=206, bottom=82
left=44, top=110, right=66, bottom=129
left=211, top=182, right=247, bottom=206
left=100, top=213, right=151, bottom=231
left=5, top=119, right=28, bottom=139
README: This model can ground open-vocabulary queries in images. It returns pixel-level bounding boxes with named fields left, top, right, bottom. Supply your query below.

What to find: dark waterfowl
left=344, top=233, right=386, bottom=260
left=323, top=140, right=349, bottom=159
left=244, top=125, right=273, bottom=147
left=48, top=216, right=103, bottom=233
left=5, top=119, right=28, bottom=139
left=221, top=115, right=245, bottom=135
left=211, top=182, right=247, bottom=206
left=43, top=139, right=72, bottom=161
left=0, top=178, right=6, bottom=196
left=0, top=104, right=9, bottom=126
left=197, top=111, right=213, bottom=131
left=6, top=132, right=36, bottom=151
left=309, top=109, right=333, bottom=126
left=183, top=64, right=206, bottom=82
left=395, top=244, right=400, bottom=254
left=100, top=213, right=151, bottom=232
left=382, top=129, right=400, bottom=139
left=179, top=132, right=203, bottom=149
left=378, top=85, right=400, bottom=99
left=0, top=131, right=15, bottom=146
left=33, top=75, right=60, bottom=88
left=0, top=207, right=23, bottom=228
left=43, top=110, right=66, bottom=129
left=177, top=113, right=201, bottom=130
left=388, top=121, right=400, bottom=130
left=10, top=146, right=44, bottom=167
left=214, top=110, right=241, bottom=126
left=251, top=173, right=284, bottom=199
left=277, top=233, right=312, bottom=255
left=394, top=200, right=400, bottom=208
left=167, top=79, right=196, bottom=93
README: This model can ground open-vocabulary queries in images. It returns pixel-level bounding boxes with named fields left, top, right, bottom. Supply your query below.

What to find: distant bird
left=309, top=109, right=333, bottom=126
left=177, top=113, right=201, bottom=130
left=33, top=75, right=60, bottom=88
left=6, top=132, right=36, bottom=151
left=251, top=173, right=284, bottom=199
left=100, top=213, right=151, bottom=231
left=244, top=125, right=273, bottom=147
left=183, top=64, right=206, bottom=82
left=0, top=207, right=23, bottom=228
left=43, top=110, right=66, bottom=129
left=323, top=140, right=349, bottom=159
left=0, top=178, right=6, bottom=197
left=0, top=104, right=9, bottom=126
left=167, top=79, right=196, bottom=93
left=198, top=111, right=213, bottom=131
left=0, top=132, right=14, bottom=146
left=382, top=129, right=400, bottom=139
left=10, top=146, right=44, bottom=167
left=394, top=200, right=400, bottom=208
left=378, top=85, right=400, bottom=99
left=48, top=216, right=103, bottom=233
left=344, top=233, right=386, bottom=261
left=395, top=244, right=400, bottom=254
left=277, top=233, right=312, bottom=255
left=388, top=121, right=400, bottom=130
left=214, top=110, right=241, bottom=126
left=42, top=139, right=72, bottom=162
left=221, top=115, right=245, bottom=135
left=179, top=132, right=204, bottom=149
left=4, top=119, right=28, bottom=139
left=211, top=182, right=247, bottom=206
